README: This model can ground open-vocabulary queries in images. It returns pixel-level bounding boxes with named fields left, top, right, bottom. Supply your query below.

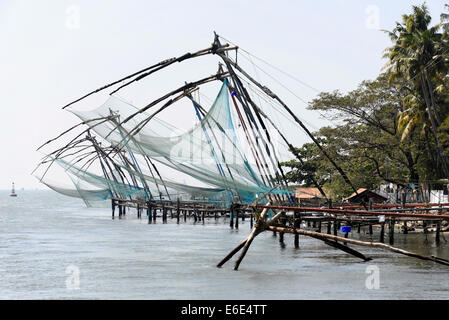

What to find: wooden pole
left=323, top=240, right=372, bottom=261
left=380, top=222, right=385, bottom=243
left=389, top=219, right=395, bottom=245
left=229, top=204, right=234, bottom=228
left=111, top=199, right=115, bottom=219
left=436, top=220, right=441, bottom=245
left=235, top=209, right=239, bottom=229
left=294, top=210, right=300, bottom=248
left=177, top=198, right=180, bottom=224
left=232, top=207, right=270, bottom=270
left=147, top=203, right=152, bottom=224
left=268, top=226, right=449, bottom=267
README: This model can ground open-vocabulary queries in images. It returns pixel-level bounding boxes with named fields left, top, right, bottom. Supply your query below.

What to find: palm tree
left=383, top=3, right=449, bottom=178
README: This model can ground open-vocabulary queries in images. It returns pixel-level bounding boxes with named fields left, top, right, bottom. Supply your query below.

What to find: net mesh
left=36, top=78, right=294, bottom=207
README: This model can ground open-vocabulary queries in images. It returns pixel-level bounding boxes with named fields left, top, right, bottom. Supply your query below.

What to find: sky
left=1, top=0, right=448, bottom=190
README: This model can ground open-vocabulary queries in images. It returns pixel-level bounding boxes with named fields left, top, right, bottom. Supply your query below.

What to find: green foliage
left=282, top=3, right=449, bottom=198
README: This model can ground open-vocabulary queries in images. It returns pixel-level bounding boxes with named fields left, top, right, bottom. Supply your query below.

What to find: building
left=295, top=187, right=326, bottom=206
left=343, top=188, right=387, bottom=204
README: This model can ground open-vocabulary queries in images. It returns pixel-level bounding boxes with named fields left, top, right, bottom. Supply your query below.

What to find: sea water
left=1, top=190, right=448, bottom=299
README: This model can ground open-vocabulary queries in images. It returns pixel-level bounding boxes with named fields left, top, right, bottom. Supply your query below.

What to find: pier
left=110, top=195, right=449, bottom=269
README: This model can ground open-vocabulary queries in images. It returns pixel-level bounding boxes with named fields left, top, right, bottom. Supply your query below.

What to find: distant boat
left=10, top=182, right=17, bottom=197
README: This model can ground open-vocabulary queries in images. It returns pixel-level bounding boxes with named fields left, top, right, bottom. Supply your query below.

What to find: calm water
left=1, top=190, right=449, bottom=300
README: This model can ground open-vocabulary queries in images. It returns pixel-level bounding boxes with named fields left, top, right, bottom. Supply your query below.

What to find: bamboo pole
left=255, top=205, right=449, bottom=220
left=268, top=226, right=449, bottom=267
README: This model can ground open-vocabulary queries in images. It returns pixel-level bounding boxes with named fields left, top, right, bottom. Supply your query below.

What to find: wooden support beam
left=268, top=226, right=449, bottom=267
left=235, top=209, right=239, bottom=229
left=380, top=222, right=385, bottom=243
left=436, top=221, right=441, bottom=245
left=389, top=219, right=395, bottom=245
left=177, top=198, right=180, bottom=224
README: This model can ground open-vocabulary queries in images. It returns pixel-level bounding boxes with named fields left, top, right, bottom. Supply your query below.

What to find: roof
left=343, top=188, right=387, bottom=201
left=344, top=188, right=367, bottom=200
left=295, top=187, right=325, bottom=199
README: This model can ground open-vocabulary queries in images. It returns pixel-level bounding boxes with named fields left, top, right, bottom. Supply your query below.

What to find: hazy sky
left=1, top=0, right=448, bottom=190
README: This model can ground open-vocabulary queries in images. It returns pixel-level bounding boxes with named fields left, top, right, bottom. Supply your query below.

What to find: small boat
left=10, top=182, right=17, bottom=197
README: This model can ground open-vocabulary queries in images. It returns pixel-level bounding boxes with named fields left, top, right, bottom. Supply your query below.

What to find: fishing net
left=36, top=79, right=294, bottom=207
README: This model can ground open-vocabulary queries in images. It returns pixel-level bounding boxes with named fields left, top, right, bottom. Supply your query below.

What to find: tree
left=383, top=3, right=449, bottom=178
left=282, top=74, right=435, bottom=199
left=282, top=4, right=449, bottom=199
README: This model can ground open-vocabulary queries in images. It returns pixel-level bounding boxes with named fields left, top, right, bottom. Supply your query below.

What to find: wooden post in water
left=380, top=222, right=385, bottom=243
left=279, top=212, right=286, bottom=246
left=317, top=220, right=322, bottom=233
left=436, top=220, right=441, bottom=245
left=176, top=198, right=180, bottom=224
left=147, top=202, right=152, bottom=224
left=333, top=219, right=338, bottom=236
left=389, top=218, right=395, bottom=245
left=369, top=223, right=373, bottom=235
left=327, top=200, right=332, bottom=235
left=279, top=230, right=284, bottom=245
left=235, top=209, right=239, bottom=229
left=111, top=199, right=115, bottom=219
left=229, top=204, right=234, bottom=229
left=293, top=210, right=300, bottom=248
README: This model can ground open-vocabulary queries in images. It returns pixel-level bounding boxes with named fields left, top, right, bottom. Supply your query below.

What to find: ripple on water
left=1, top=190, right=449, bottom=299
